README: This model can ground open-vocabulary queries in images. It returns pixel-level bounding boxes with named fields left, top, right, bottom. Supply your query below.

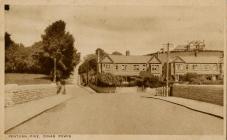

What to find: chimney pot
left=126, top=50, right=130, bottom=56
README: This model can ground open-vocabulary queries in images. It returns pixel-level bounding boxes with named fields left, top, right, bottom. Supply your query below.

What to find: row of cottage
left=97, top=47, right=224, bottom=81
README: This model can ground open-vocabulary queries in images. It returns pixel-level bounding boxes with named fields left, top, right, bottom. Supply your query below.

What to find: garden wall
left=5, top=84, right=57, bottom=107
left=171, top=84, right=223, bottom=105
left=89, top=84, right=116, bottom=93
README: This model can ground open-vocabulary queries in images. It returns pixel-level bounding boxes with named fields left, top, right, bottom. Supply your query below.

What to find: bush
left=138, top=71, right=164, bottom=88
left=89, top=84, right=116, bottom=93
left=180, top=73, right=223, bottom=85
left=96, top=73, right=120, bottom=87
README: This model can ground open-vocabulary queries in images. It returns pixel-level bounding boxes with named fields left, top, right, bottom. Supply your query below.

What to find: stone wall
left=171, top=84, right=223, bottom=105
left=5, top=84, right=57, bottom=107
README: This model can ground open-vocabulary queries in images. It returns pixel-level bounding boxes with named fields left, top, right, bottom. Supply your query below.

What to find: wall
left=171, top=84, right=223, bottom=105
left=5, top=84, right=57, bottom=107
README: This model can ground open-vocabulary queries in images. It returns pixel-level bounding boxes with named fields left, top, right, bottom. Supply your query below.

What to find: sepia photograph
left=2, top=1, right=225, bottom=139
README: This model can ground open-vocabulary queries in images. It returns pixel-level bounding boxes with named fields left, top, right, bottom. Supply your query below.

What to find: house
left=148, top=44, right=224, bottom=81
left=98, top=51, right=162, bottom=77
left=97, top=45, right=223, bottom=82
left=157, top=54, right=223, bottom=81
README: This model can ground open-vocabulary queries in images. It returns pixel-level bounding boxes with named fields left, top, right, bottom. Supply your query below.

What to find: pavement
left=140, top=93, right=224, bottom=119
left=5, top=85, right=76, bottom=132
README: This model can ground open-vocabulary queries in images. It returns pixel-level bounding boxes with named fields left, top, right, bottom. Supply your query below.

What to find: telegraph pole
left=166, top=43, right=170, bottom=96
left=162, top=42, right=173, bottom=96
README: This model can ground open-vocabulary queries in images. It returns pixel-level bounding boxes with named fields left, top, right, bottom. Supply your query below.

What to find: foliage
left=78, top=54, right=97, bottom=74
left=5, top=32, right=14, bottom=49
left=5, top=34, right=44, bottom=73
left=180, top=73, right=198, bottom=82
left=180, top=73, right=223, bottom=85
left=95, top=48, right=106, bottom=60
left=96, top=73, right=121, bottom=87
left=138, top=71, right=165, bottom=88
left=112, top=51, right=123, bottom=55
left=89, top=84, right=116, bottom=93
left=5, top=20, right=80, bottom=77
left=41, top=20, right=80, bottom=79
left=79, top=48, right=107, bottom=75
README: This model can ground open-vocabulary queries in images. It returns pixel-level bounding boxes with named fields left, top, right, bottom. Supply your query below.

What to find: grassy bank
left=5, top=73, right=52, bottom=85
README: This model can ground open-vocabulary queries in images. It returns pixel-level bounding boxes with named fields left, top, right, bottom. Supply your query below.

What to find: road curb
left=141, top=96, right=223, bottom=119
left=78, top=84, right=96, bottom=94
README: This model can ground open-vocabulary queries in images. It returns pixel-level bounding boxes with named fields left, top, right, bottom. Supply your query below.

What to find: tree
left=112, top=51, right=123, bottom=55
left=41, top=20, right=80, bottom=79
left=95, top=48, right=106, bottom=60
left=78, top=54, right=97, bottom=74
left=5, top=32, right=14, bottom=49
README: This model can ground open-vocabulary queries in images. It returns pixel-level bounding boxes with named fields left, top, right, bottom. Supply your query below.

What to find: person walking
left=55, top=52, right=67, bottom=95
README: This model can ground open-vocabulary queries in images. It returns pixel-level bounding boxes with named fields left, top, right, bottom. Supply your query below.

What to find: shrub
left=180, top=73, right=223, bottom=85
left=138, top=71, right=164, bottom=88
left=96, top=73, right=119, bottom=87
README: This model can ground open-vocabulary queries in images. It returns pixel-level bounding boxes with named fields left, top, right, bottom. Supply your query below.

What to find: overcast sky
left=5, top=5, right=224, bottom=56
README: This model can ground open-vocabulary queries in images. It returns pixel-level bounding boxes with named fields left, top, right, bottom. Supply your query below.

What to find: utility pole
left=162, top=42, right=173, bottom=96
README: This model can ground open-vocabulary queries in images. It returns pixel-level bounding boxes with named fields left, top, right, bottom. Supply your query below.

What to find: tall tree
left=95, top=48, right=106, bottom=59
left=41, top=20, right=80, bottom=78
left=5, top=32, right=14, bottom=49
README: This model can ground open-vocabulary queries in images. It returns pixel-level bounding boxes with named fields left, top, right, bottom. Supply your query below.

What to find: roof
left=101, top=54, right=161, bottom=64
left=156, top=54, right=175, bottom=63
left=180, top=56, right=222, bottom=64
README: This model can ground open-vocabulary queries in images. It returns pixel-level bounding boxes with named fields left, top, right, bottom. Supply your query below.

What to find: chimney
left=126, top=50, right=130, bottom=56
left=156, top=51, right=160, bottom=58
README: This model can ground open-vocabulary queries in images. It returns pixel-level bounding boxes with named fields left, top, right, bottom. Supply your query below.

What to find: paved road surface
left=7, top=86, right=223, bottom=135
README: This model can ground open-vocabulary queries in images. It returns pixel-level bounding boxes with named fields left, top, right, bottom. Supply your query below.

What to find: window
left=151, top=65, right=159, bottom=71
left=105, top=64, right=110, bottom=69
left=176, top=64, right=184, bottom=71
left=213, top=64, right=218, bottom=71
left=142, top=64, right=146, bottom=71
left=133, top=65, right=139, bottom=71
left=115, top=65, right=118, bottom=70
left=122, top=65, right=127, bottom=70
left=185, top=64, right=188, bottom=70
left=192, top=64, right=198, bottom=70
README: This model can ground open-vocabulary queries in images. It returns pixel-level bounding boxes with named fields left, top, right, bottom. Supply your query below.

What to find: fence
left=155, top=87, right=170, bottom=96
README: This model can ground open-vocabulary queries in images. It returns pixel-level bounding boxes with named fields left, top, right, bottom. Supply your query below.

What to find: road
left=6, top=86, right=223, bottom=135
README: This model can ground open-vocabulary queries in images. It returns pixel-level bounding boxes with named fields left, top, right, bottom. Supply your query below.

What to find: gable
left=100, top=56, right=113, bottom=63
left=172, top=56, right=185, bottom=63
left=148, top=56, right=161, bottom=64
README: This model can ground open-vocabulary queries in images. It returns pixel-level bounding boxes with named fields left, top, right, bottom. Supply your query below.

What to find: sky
left=5, top=4, right=224, bottom=57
